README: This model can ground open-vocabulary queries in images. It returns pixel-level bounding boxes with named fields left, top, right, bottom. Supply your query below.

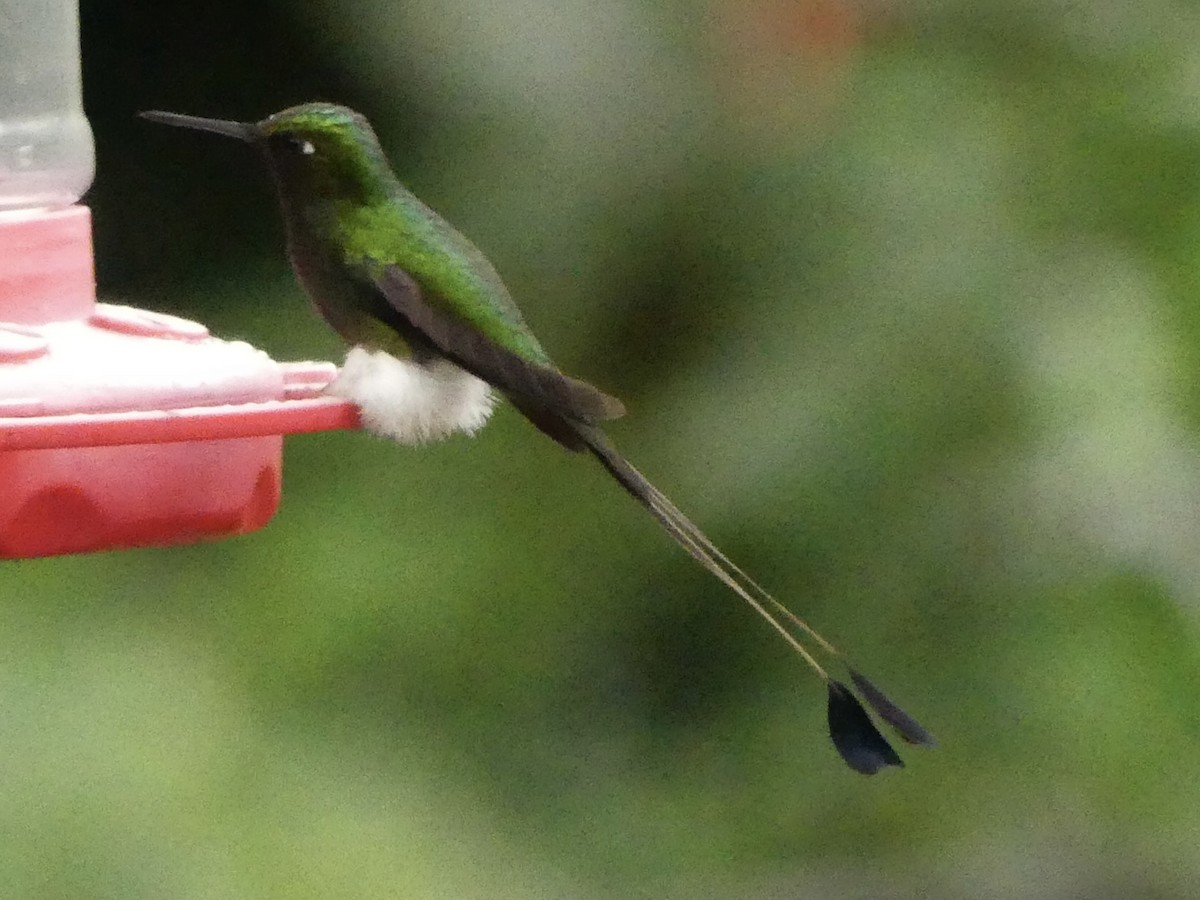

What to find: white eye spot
left=300, top=140, right=316, bottom=155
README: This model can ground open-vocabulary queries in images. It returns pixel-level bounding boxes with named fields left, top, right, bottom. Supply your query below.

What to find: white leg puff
left=325, top=346, right=495, bottom=444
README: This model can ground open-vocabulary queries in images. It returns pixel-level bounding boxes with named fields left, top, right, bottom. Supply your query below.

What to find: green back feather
left=258, top=103, right=552, bottom=366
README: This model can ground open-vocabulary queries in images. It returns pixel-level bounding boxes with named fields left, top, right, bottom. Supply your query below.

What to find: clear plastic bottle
left=0, top=0, right=94, bottom=210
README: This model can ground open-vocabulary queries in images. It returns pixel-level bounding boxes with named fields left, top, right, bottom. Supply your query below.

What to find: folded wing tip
left=600, top=393, right=626, bottom=420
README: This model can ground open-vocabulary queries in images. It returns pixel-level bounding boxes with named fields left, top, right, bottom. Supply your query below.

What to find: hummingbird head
left=140, top=103, right=397, bottom=205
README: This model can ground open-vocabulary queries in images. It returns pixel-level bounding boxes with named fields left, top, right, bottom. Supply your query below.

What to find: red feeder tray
left=0, top=205, right=359, bottom=559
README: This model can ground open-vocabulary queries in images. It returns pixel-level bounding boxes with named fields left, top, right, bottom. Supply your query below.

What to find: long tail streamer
left=578, top=426, right=936, bottom=774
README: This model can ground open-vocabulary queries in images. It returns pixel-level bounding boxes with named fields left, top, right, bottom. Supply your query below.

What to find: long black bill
left=139, top=111, right=259, bottom=142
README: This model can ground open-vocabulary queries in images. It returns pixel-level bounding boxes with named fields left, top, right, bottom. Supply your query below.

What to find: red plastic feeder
left=0, top=205, right=359, bottom=558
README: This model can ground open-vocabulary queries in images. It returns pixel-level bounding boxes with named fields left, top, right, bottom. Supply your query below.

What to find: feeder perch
left=0, top=3, right=360, bottom=559
left=0, top=205, right=360, bottom=559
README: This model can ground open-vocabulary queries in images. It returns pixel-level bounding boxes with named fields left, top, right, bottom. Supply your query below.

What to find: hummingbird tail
left=575, top=426, right=838, bottom=679
left=572, top=424, right=937, bottom=762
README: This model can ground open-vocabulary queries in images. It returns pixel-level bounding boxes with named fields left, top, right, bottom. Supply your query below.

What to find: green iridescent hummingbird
left=140, top=102, right=935, bottom=773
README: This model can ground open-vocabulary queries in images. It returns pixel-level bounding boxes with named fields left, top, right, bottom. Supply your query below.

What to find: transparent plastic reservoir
left=0, top=0, right=94, bottom=209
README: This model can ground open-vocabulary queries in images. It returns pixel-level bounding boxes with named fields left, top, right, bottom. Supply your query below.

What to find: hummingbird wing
left=369, top=263, right=625, bottom=429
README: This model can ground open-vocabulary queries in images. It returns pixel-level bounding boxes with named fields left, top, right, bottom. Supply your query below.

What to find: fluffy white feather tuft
left=325, top=346, right=495, bottom=444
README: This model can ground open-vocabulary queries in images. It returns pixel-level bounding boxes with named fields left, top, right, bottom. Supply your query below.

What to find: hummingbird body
left=230, top=104, right=570, bottom=443
left=142, top=103, right=935, bottom=772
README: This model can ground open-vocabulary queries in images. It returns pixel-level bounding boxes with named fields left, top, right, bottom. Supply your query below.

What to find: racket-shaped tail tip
left=827, top=681, right=904, bottom=775
left=849, top=669, right=938, bottom=748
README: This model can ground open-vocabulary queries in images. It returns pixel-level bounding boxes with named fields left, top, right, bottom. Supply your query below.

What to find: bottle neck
left=0, top=205, right=95, bottom=325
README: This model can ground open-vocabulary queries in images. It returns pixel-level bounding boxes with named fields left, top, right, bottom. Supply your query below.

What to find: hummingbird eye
left=278, top=135, right=316, bottom=157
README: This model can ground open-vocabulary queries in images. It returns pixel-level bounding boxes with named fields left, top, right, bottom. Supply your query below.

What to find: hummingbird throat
left=326, top=346, right=495, bottom=444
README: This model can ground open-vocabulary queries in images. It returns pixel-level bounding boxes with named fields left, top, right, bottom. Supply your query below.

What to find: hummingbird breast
left=282, top=205, right=412, bottom=357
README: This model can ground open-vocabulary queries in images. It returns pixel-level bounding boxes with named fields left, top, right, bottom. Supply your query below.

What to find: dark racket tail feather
left=558, top=420, right=935, bottom=773
left=827, top=681, right=904, bottom=774
left=849, top=669, right=938, bottom=747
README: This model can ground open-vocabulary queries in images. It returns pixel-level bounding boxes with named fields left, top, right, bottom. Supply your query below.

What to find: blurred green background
left=4, top=0, right=1200, bottom=896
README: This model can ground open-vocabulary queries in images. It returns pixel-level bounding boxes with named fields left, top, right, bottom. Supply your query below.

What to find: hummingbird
left=140, top=103, right=935, bottom=773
